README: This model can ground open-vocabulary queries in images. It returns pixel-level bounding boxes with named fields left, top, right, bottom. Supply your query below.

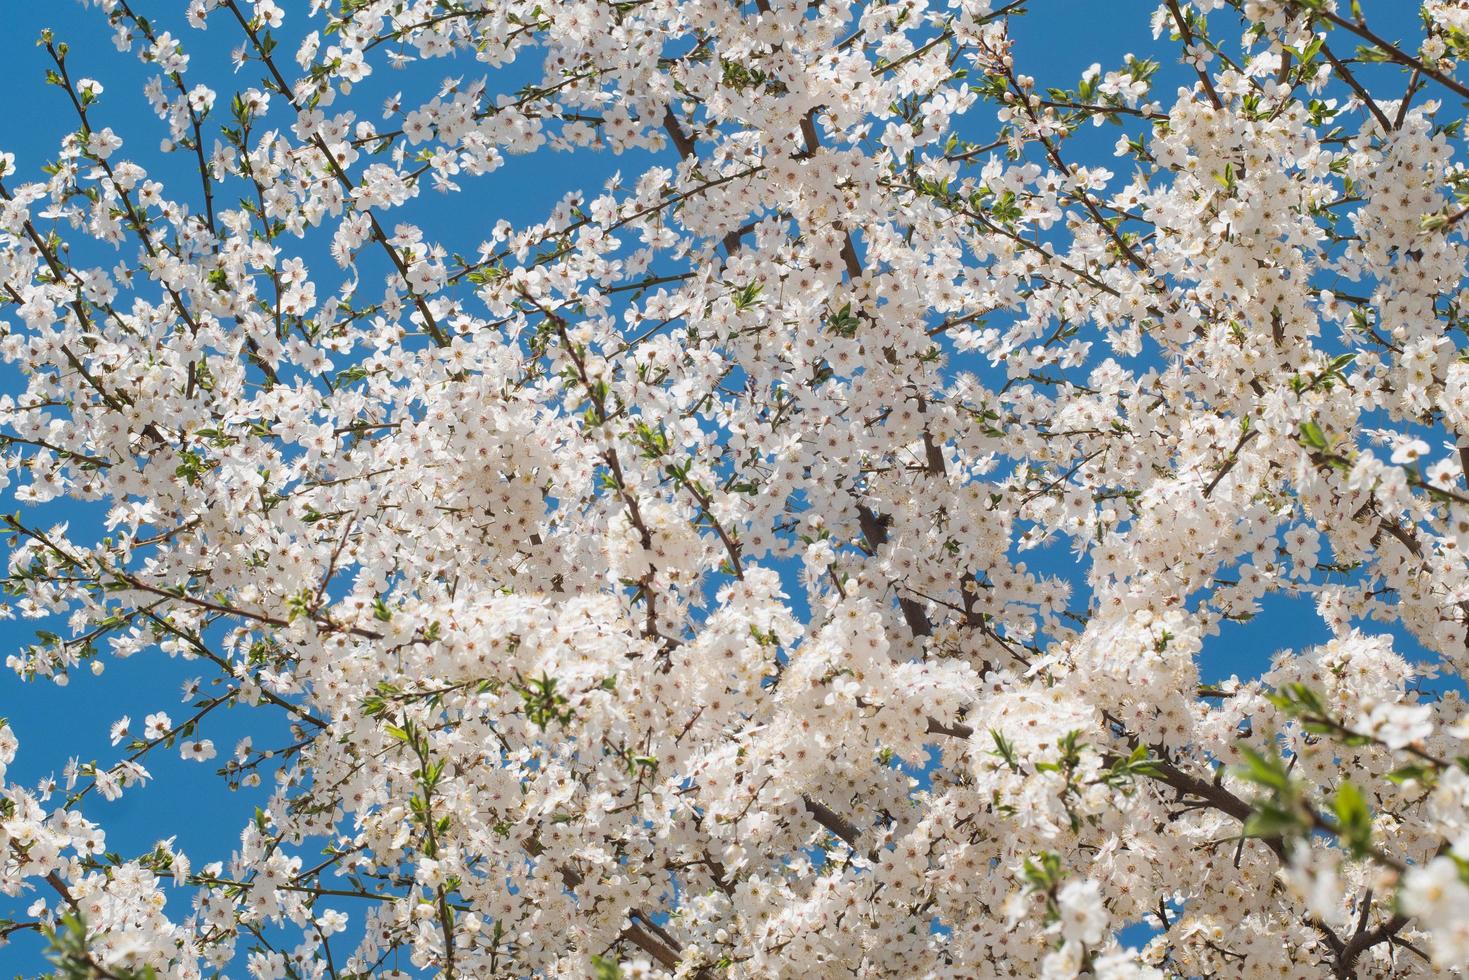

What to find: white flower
left=1402, top=857, right=1469, bottom=966
left=317, top=909, right=348, bottom=935
left=1092, top=952, right=1164, bottom=979
left=1041, top=939, right=1085, bottom=979
left=143, top=712, right=172, bottom=741
left=85, top=127, right=122, bottom=160
left=1057, top=879, right=1108, bottom=946
left=180, top=740, right=216, bottom=763
left=1359, top=701, right=1433, bottom=750
left=1390, top=437, right=1431, bottom=465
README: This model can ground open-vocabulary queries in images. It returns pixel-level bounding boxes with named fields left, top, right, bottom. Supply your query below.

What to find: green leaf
left=989, top=729, right=1019, bottom=770
left=1243, top=803, right=1302, bottom=840
left=1332, top=780, right=1373, bottom=858
left=1385, top=764, right=1437, bottom=786
left=1236, top=746, right=1292, bottom=793
left=732, top=280, right=764, bottom=311
left=591, top=955, right=623, bottom=980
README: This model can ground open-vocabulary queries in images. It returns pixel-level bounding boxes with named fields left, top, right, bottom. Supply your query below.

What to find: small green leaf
left=1236, top=746, right=1292, bottom=793
left=1333, top=780, right=1373, bottom=858
left=1243, top=803, right=1302, bottom=840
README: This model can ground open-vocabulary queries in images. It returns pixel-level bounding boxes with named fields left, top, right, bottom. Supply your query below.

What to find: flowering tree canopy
left=8, top=0, right=1469, bottom=975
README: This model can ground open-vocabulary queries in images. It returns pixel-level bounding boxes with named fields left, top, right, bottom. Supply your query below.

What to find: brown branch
left=1165, top=0, right=1224, bottom=109
left=1313, top=3, right=1469, bottom=100
left=1318, top=41, right=1394, bottom=133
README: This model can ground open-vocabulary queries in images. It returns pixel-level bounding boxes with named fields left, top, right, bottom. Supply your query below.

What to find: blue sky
left=0, top=0, right=1438, bottom=974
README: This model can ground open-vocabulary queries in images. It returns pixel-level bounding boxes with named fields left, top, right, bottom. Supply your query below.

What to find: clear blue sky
left=0, top=1, right=1432, bottom=974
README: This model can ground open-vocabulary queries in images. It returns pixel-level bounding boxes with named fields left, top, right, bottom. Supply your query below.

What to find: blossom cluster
left=1, top=0, right=1469, bottom=976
